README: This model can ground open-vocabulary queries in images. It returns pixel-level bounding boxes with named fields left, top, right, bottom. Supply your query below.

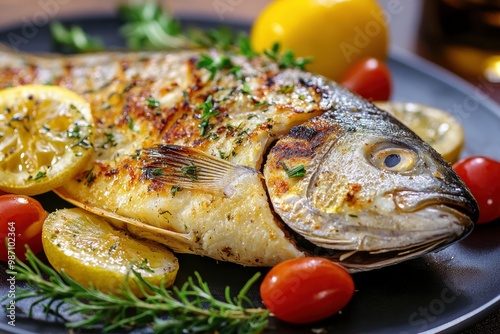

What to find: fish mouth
left=392, top=190, right=479, bottom=224
left=287, top=189, right=478, bottom=272
left=298, top=234, right=458, bottom=272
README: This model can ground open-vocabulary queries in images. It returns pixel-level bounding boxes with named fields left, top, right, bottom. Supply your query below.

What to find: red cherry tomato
left=260, top=257, right=354, bottom=324
left=0, top=195, right=47, bottom=262
left=453, top=156, right=500, bottom=224
left=340, top=57, right=392, bottom=101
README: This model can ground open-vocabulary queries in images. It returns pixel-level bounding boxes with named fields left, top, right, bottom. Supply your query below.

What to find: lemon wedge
left=376, top=102, right=465, bottom=163
left=42, top=208, right=179, bottom=295
left=0, top=85, right=94, bottom=195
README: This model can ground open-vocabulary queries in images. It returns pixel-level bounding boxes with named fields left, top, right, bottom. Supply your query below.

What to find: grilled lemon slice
left=0, top=85, right=94, bottom=195
left=376, top=102, right=465, bottom=163
left=42, top=208, right=179, bottom=295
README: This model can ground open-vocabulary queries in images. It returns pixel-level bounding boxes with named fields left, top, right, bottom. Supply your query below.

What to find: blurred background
left=1, top=0, right=499, bottom=102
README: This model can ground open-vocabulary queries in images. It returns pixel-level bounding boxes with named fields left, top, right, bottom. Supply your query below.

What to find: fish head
left=264, top=108, right=478, bottom=271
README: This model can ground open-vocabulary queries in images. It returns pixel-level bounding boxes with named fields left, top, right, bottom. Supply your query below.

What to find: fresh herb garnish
left=49, top=3, right=314, bottom=74
left=181, top=163, right=200, bottom=181
left=118, top=2, right=193, bottom=50
left=197, top=54, right=239, bottom=80
left=242, top=82, right=252, bottom=95
left=100, top=132, right=117, bottom=149
left=197, top=95, right=220, bottom=136
left=264, top=42, right=313, bottom=70
left=146, top=96, right=160, bottom=108
left=152, top=168, right=164, bottom=176
left=190, top=26, right=235, bottom=51
left=280, top=161, right=306, bottom=178
left=4, top=248, right=269, bottom=333
left=170, top=185, right=182, bottom=196
left=50, top=21, right=103, bottom=53
left=33, top=171, right=47, bottom=181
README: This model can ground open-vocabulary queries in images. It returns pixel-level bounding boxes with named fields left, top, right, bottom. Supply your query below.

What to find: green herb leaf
left=280, top=162, right=306, bottom=178
left=50, top=21, right=103, bottom=53
left=146, top=96, right=160, bottom=108
left=118, top=2, right=193, bottom=50
left=264, top=42, right=313, bottom=70
left=181, top=163, right=200, bottom=181
left=197, top=95, right=220, bottom=136
left=170, top=185, right=182, bottom=197
left=197, top=54, right=239, bottom=80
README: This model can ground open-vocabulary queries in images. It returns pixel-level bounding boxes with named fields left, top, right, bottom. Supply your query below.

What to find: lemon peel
left=42, top=208, right=179, bottom=296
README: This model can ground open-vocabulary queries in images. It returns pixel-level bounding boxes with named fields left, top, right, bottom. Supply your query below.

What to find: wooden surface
left=0, top=1, right=498, bottom=333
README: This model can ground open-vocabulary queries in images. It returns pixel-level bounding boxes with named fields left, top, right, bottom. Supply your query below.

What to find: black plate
left=1, top=16, right=500, bottom=334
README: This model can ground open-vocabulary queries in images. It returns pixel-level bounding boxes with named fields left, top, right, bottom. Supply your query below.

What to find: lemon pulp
left=0, top=85, right=94, bottom=195
left=42, top=208, right=179, bottom=295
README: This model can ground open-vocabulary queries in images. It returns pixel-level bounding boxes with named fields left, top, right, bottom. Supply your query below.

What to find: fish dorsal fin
left=141, top=144, right=259, bottom=196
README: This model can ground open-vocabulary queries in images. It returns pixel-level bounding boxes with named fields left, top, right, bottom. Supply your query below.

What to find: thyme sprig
left=5, top=248, right=269, bottom=333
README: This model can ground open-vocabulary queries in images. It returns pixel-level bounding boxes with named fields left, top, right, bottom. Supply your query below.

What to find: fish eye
left=384, top=154, right=401, bottom=168
left=369, top=145, right=419, bottom=173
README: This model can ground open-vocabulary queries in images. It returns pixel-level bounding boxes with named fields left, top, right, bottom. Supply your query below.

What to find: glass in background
left=419, top=0, right=500, bottom=84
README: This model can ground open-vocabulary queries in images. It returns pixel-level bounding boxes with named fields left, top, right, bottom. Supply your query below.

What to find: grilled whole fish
left=0, top=47, right=478, bottom=271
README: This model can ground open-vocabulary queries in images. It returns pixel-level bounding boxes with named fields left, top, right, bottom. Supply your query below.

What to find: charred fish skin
left=0, top=48, right=478, bottom=270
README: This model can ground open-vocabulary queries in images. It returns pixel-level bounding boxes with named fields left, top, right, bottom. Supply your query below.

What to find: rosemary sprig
left=5, top=248, right=269, bottom=333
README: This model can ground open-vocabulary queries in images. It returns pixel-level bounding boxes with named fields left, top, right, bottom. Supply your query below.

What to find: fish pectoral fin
left=141, top=144, right=258, bottom=196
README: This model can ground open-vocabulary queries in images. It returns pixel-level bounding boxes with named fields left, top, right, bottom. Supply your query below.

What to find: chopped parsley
left=280, top=162, right=306, bottom=178
left=181, top=163, right=199, bottom=181
left=242, top=82, right=252, bottom=95
left=264, top=42, right=313, bottom=70
left=171, top=185, right=182, bottom=197
left=152, top=168, right=164, bottom=176
left=196, top=54, right=239, bottom=80
left=146, top=97, right=160, bottom=108
left=197, top=95, right=220, bottom=136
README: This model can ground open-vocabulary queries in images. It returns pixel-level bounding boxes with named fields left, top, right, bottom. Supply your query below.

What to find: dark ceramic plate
left=1, top=16, right=499, bottom=334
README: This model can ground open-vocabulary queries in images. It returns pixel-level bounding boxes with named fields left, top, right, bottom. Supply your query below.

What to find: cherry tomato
left=260, top=257, right=354, bottom=324
left=453, top=156, right=500, bottom=224
left=340, top=57, right=392, bottom=101
left=0, top=195, right=47, bottom=261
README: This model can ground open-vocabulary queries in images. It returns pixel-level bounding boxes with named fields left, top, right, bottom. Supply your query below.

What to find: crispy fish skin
left=0, top=48, right=478, bottom=270
left=0, top=49, right=332, bottom=265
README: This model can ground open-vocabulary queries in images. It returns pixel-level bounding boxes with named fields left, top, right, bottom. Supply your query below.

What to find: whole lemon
left=250, top=0, right=389, bottom=81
